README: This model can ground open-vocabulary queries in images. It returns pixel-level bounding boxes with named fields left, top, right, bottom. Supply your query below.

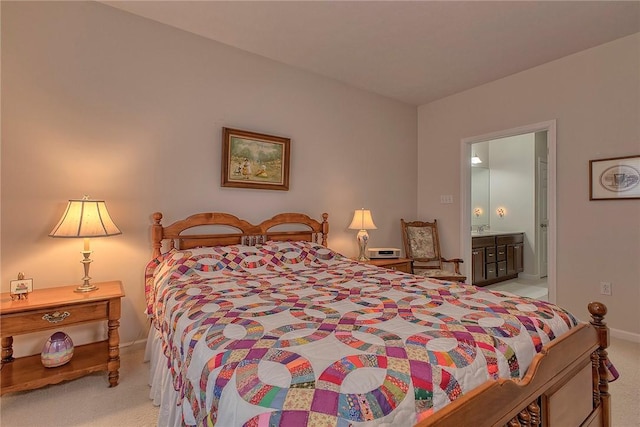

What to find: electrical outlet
left=600, top=282, right=612, bottom=296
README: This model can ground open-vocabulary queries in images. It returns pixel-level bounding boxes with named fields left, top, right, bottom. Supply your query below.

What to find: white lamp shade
left=348, top=209, right=377, bottom=230
left=49, top=198, right=122, bottom=238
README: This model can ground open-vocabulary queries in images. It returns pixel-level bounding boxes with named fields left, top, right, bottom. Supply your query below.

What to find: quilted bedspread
left=145, top=241, right=578, bottom=426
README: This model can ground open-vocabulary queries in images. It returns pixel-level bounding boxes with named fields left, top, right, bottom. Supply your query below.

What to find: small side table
left=361, top=258, right=412, bottom=273
left=0, top=280, right=124, bottom=395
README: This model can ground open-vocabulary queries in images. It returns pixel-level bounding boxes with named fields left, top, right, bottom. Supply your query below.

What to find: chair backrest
left=400, top=219, right=443, bottom=269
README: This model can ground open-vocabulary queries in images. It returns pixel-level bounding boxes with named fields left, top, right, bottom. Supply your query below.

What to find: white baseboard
left=610, top=327, right=640, bottom=343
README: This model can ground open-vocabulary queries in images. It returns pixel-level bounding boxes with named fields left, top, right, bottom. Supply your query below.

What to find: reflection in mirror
left=471, top=166, right=489, bottom=230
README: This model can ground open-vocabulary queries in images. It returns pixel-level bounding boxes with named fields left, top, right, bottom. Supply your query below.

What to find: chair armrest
left=441, top=257, right=464, bottom=274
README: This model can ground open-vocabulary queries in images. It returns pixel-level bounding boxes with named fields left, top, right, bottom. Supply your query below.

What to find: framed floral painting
left=221, top=127, right=290, bottom=191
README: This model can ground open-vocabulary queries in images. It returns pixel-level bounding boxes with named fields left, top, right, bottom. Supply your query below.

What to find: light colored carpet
left=1, top=338, right=638, bottom=426
left=608, top=336, right=640, bottom=427
left=0, top=342, right=158, bottom=427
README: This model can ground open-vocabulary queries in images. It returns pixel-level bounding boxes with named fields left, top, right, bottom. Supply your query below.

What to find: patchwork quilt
left=145, top=241, right=578, bottom=426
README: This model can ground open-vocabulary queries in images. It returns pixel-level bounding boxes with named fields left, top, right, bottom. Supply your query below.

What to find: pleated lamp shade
left=348, top=209, right=377, bottom=231
left=49, top=198, right=122, bottom=238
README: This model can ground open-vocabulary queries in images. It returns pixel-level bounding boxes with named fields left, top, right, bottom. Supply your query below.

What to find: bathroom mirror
left=471, top=166, right=490, bottom=228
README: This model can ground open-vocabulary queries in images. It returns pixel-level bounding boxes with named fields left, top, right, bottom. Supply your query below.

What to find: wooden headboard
left=151, top=212, right=329, bottom=258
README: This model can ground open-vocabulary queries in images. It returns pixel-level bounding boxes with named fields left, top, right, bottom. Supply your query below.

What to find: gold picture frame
left=221, top=127, right=290, bottom=191
left=589, top=155, right=640, bottom=200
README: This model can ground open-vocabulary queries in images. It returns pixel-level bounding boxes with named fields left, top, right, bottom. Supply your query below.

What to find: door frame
left=537, top=158, right=548, bottom=278
left=460, top=120, right=557, bottom=302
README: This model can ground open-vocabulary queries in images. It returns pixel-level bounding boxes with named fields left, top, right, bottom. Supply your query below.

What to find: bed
left=145, top=211, right=613, bottom=427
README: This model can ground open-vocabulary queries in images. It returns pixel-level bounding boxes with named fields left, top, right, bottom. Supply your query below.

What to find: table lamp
left=49, top=196, right=122, bottom=292
left=348, top=208, right=377, bottom=261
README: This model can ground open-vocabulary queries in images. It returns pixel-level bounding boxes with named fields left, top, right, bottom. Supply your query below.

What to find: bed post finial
left=321, top=212, right=329, bottom=246
left=588, top=301, right=607, bottom=320
left=153, top=212, right=163, bottom=225
left=152, top=212, right=164, bottom=258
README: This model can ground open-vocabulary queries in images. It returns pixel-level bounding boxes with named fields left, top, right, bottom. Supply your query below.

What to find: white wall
left=418, top=33, right=640, bottom=338
left=1, top=2, right=417, bottom=355
left=490, top=134, right=536, bottom=275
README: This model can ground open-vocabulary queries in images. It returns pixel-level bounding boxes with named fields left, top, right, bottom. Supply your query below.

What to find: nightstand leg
left=107, top=297, right=121, bottom=387
left=1, top=336, right=14, bottom=363
left=107, top=318, right=120, bottom=387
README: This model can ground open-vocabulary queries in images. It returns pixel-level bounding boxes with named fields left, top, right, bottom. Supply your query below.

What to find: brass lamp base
left=74, top=249, right=98, bottom=292
left=74, top=282, right=99, bottom=293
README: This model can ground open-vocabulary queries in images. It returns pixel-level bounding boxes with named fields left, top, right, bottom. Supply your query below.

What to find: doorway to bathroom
left=461, top=120, right=557, bottom=302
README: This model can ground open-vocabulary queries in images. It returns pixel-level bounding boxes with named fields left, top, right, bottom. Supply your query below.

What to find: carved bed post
left=588, top=301, right=611, bottom=427
left=526, top=401, right=541, bottom=426
left=152, top=212, right=164, bottom=258
left=506, top=400, right=540, bottom=427
left=321, top=213, right=329, bottom=246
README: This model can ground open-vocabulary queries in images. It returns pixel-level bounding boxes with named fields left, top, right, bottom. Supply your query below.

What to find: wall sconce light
left=497, top=207, right=506, bottom=218
left=474, top=208, right=482, bottom=217
left=471, top=153, right=482, bottom=164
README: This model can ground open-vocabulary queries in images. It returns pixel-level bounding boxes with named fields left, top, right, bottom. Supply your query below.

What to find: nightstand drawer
left=1, top=301, right=108, bottom=336
left=364, top=258, right=412, bottom=273
left=384, top=262, right=412, bottom=273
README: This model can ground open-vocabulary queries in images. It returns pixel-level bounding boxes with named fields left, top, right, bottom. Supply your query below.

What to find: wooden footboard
left=416, top=302, right=611, bottom=427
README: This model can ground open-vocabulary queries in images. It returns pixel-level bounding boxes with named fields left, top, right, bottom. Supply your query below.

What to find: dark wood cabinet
left=471, top=247, right=485, bottom=283
left=472, top=233, right=524, bottom=286
left=506, top=242, right=524, bottom=275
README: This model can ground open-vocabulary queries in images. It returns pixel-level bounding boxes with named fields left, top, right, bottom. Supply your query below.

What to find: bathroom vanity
left=471, top=232, right=524, bottom=286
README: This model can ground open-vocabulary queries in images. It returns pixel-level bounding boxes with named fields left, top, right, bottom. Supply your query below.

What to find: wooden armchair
left=400, top=218, right=466, bottom=282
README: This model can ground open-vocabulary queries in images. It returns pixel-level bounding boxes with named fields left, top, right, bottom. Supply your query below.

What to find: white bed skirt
left=146, top=323, right=192, bottom=427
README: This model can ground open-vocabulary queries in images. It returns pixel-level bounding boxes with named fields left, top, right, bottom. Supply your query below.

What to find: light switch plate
left=440, top=195, right=454, bottom=204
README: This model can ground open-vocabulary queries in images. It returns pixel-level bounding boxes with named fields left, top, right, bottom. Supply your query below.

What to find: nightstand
left=0, top=280, right=124, bottom=395
left=362, top=258, right=412, bottom=273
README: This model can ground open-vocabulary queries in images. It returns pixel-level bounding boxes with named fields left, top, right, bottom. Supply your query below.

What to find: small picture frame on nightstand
left=10, top=278, right=33, bottom=300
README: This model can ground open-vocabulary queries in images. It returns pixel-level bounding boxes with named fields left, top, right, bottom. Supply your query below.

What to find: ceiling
left=102, top=1, right=640, bottom=106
